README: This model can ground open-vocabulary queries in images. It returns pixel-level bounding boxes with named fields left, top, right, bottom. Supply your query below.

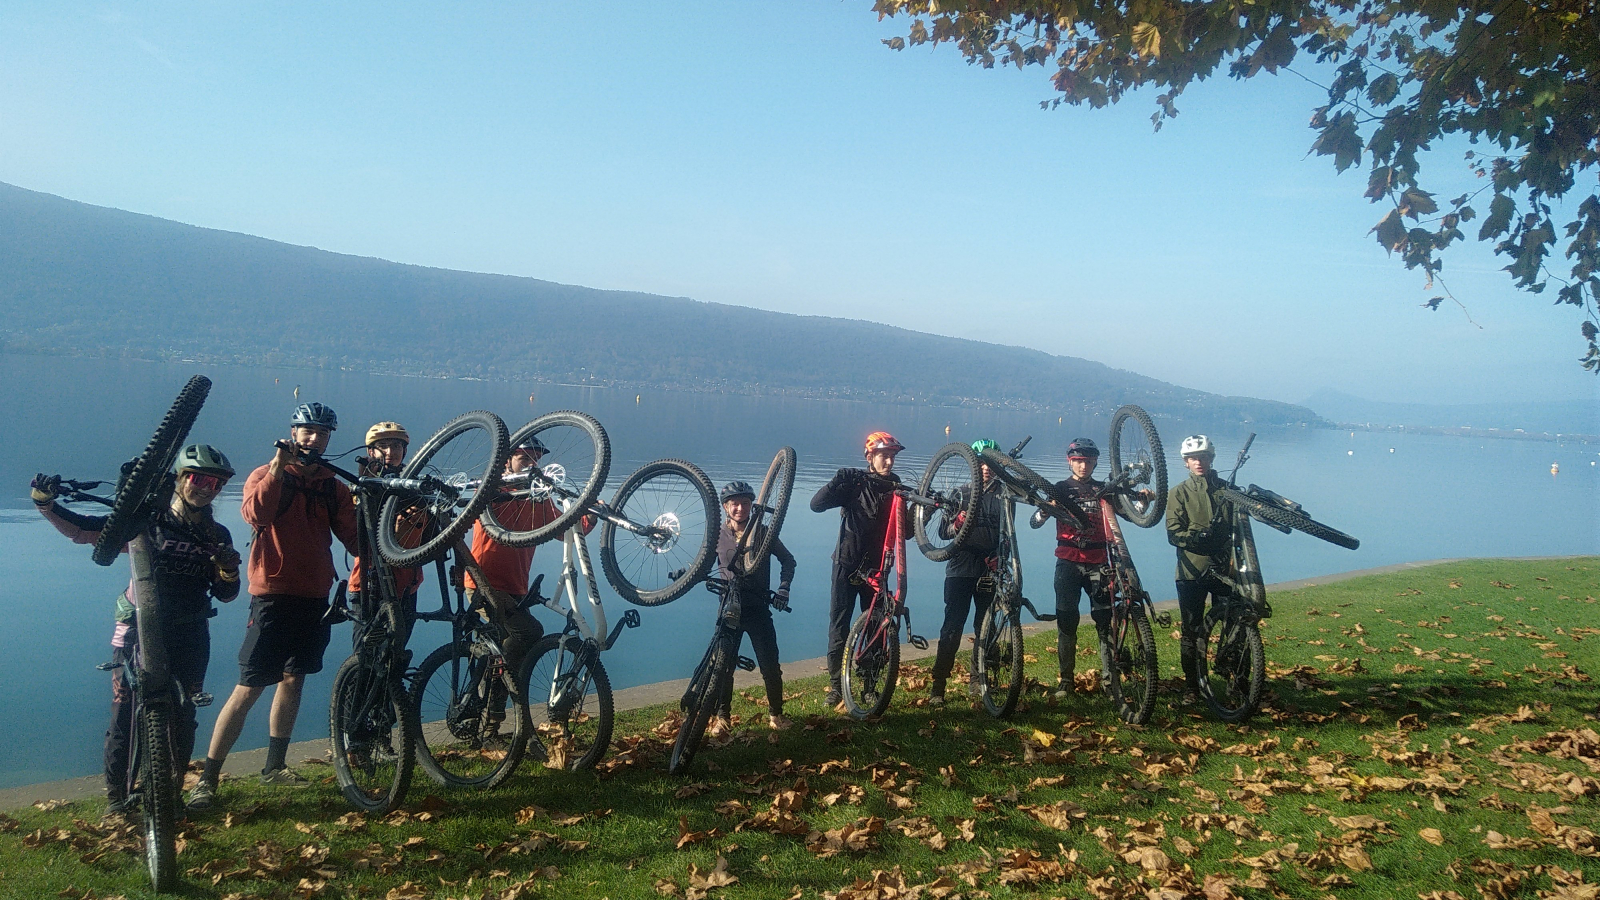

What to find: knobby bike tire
left=912, top=443, right=982, bottom=562
left=1218, top=486, right=1360, bottom=550
left=744, top=446, right=796, bottom=573
left=411, top=640, right=527, bottom=790
left=93, top=375, right=210, bottom=567
left=669, top=633, right=734, bottom=775
left=1102, top=606, right=1159, bottom=725
left=842, top=609, right=899, bottom=719
left=1199, top=605, right=1266, bottom=723
left=379, top=410, right=508, bottom=567
left=330, top=654, right=417, bottom=814
left=522, top=635, right=615, bottom=771
left=482, top=411, right=611, bottom=548
left=974, top=597, right=1024, bottom=718
left=600, top=459, right=719, bottom=606
left=979, top=447, right=1086, bottom=530
left=137, top=702, right=179, bottom=892
left=1107, top=404, right=1168, bottom=528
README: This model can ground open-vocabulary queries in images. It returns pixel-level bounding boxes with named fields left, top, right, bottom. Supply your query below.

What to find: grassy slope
left=2, top=558, right=1596, bottom=900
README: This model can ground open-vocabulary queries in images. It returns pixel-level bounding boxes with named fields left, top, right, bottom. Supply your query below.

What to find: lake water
left=2, top=353, right=1596, bottom=788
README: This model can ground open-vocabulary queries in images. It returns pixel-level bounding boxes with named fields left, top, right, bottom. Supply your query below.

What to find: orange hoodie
left=464, top=497, right=559, bottom=596
left=242, top=463, right=359, bottom=599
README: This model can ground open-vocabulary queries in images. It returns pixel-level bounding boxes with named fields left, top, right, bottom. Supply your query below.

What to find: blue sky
left=1, top=1, right=1593, bottom=409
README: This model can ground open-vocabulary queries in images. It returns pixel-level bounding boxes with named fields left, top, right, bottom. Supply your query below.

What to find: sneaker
left=824, top=687, right=843, bottom=707
left=185, top=780, right=217, bottom=813
left=1053, top=677, right=1072, bottom=700
left=768, top=714, right=792, bottom=731
left=967, top=678, right=981, bottom=699
left=928, top=691, right=946, bottom=708
left=106, top=792, right=134, bottom=817
left=1180, top=689, right=1200, bottom=706
left=260, top=767, right=310, bottom=787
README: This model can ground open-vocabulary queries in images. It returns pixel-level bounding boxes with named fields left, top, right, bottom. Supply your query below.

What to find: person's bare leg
left=205, top=684, right=265, bottom=762
left=268, top=673, right=304, bottom=739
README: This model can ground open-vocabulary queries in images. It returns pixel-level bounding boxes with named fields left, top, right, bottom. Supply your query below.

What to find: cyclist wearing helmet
left=711, top=480, right=798, bottom=733
left=190, top=402, right=359, bottom=809
left=462, top=435, right=564, bottom=737
left=338, top=422, right=424, bottom=647
left=30, top=444, right=240, bottom=814
left=1029, top=438, right=1115, bottom=698
left=810, top=430, right=905, bottom=708
left=1165, top=434, right=1236, bottom=703
left=929, top=440, right=1005, bottom=707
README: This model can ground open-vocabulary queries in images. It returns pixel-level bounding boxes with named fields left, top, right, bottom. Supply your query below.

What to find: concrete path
left=0, top=555, right=1580, bottom=811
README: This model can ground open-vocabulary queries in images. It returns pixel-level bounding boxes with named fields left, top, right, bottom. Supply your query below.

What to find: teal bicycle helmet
left=174, top=444, right=235, bottom=478
left=971, top=439, right=998, bottom=455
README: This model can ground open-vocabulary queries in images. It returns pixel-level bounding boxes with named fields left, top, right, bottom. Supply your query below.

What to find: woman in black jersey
left=32, top=444, right=241, bottom=814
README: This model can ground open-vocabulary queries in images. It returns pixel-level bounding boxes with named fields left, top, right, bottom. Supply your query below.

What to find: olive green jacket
left=1165, top=471, right=1234, bottom=581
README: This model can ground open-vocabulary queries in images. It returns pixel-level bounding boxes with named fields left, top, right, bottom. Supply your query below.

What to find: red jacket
left=1052, top=476, right=1108, bottom=565
left=242, top=463, right=359, bottom=599
left=465, top=497, right=559, bottom=596
left=347, top=499, right=425, bottom=597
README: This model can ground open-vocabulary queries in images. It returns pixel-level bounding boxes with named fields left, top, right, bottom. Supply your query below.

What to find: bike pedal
left=1155, top=612, right=1174, bottom=629
left=191, top=691, right=214, bottom=708
left=95, top=661, right=121, bottom=672
left=737, top=656, right=757, bottom=671
left=908, top=634, right=929, bottom=651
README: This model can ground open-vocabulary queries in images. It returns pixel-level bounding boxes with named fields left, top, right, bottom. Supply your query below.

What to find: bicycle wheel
left=330, top=654, right=417, bottom=813
left=411, top=640, right=527, bottom=790
left=1220, top=486, right=1360, bottom=550
left=1102, top=605, right=1159, bottom=725
left=600, top=459, right=719, bottom=606
left=1198, top=603, right=1265, bottom=723
left=842, top=607, right=899, bottom=719
left=743, top=447, right=796, bottom=571
left=978, top=447, right=1087, bottom=529
left=669, top=634, right=734, bottom=775
left=93, top=375, right=210, bottom=566
left=135, top=703, right=178, bottom=892
left=1108, top=405, right=1167, bottom=528
left=912, top=443, right=982, bottom=562
left=974, top=596, right=1024, bottom=718
left=521, top=635, right=615, bottom=771
left=480, top=411, right=611, bottom=548
left=379, top=410, right=509, bottom=568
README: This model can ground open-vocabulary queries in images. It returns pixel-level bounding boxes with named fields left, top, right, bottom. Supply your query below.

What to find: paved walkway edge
left=1, top=555, right=1586, bottom=811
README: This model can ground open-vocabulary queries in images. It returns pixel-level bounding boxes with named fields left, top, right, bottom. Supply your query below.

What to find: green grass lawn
left=4, top=558, right=1597, bottom=900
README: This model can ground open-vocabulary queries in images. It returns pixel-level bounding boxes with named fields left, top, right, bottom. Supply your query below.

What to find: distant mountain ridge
left=0, top=182, right=1323, bottom=425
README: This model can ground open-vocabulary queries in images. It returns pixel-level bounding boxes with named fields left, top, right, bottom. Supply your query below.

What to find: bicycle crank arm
left=603, top=608, right=642, bottom=651
left=1019, top=597, right=1056, bottom=622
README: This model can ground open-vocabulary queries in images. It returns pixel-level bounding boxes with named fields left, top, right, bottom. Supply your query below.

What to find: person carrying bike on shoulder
left=711, top=481, right=797, bottom=734
left=1030, top=438, right=1113, bottom=699
left=1165, top=435, right=1235, bottom=704
left=189, top=402, right=358, bottom=811
left=334, top=422, right=424, bottom=649
left=810, top=431, right=904, bottom=710
left=929, top=440, right=1005, bottom=707
left=31, top=445, right=241, bottom=815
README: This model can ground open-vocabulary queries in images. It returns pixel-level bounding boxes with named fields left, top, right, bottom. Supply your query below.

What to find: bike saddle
left=519, top=573, right=547, bottom=611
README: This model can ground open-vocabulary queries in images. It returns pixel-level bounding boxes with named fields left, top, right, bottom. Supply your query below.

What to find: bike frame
left=854, top=486, right=920, bottom=654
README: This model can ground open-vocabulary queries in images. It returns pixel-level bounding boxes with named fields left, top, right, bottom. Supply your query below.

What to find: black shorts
left=237, top=594, right=332, bottom=688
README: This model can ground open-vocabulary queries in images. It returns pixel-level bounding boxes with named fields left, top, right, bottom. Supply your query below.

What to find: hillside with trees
left=0, top=182, right=1322, bottom=425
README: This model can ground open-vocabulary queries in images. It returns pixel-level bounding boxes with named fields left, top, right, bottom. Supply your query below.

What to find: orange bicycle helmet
left=365, top=421, right=410, bottom=447
left=864, top=431, right=905, bottom=457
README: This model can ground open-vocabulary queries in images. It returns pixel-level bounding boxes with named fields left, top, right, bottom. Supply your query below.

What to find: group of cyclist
left=35, top=403, right=1247, bottom=817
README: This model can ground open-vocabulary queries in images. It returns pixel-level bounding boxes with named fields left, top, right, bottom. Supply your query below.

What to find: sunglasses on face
left=186, top=473, right=226, bottom=492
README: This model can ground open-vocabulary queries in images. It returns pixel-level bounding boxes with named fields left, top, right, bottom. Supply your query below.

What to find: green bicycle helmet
left=174, top=444, right=235, bottom=478
left=971, top=439, right=999, bottom=455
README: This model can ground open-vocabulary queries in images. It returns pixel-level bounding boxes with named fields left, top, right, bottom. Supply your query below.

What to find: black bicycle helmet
left=1067, top=438, right=1099, bottom=458
left=174, top=443, right=235, bottom=478
left=719, top=481, right=756, bottom=504
left=291, top=402, right=338, bottom=431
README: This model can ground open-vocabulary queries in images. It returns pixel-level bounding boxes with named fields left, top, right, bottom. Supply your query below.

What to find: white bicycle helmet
left=1180, top=434, right=1215, bottom=457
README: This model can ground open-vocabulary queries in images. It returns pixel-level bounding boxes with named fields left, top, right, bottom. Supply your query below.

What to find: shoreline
left=0, top=555, right=1584, bottom=811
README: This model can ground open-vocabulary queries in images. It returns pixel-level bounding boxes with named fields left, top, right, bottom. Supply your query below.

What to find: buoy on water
left=1389, top=448, right=1395, bottom=453
left=529, top=393, right=536, bottom=405
left=1347, top=450, right=1354, bottom=456
left=293, top=386, right=300, bottom=400
left=944, top=425, right=951, bottom=436
left=636, top=395, right=641, bottom=404
left=1551, top=462, right=1560, bottom=476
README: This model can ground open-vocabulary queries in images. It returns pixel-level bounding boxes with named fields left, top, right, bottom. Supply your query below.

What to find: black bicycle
left=285, top=411, right=510, bottom=812
left=46, top=375, right=212, bottom=891
left=668, top=447, right=795, bottom=774
left=1197, top=434, right=1359, bottom=722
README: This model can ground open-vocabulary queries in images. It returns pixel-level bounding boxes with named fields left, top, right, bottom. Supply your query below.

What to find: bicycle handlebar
left=1227, top=433, right=1256, bottom=488
left=860, top=471, right=951, bottom=511
left=1008, top=436, right=1032, bottom=459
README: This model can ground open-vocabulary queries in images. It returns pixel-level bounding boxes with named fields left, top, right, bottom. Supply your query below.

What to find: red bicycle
left=839, top=443, right=982, bottom=719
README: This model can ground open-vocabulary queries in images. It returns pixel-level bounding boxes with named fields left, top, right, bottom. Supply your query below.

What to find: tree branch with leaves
left=875, top=0, right=1600, bottom=369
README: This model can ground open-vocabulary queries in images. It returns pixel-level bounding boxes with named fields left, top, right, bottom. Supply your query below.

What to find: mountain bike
left=285, top=411, right=510, bottom=812
left=1197, top=434, right=1360, bottom=723
left=840, top=444, right=983, bottom=720
left=47, top=374, right=211, bottom=891
left=491, top=412, right=720, bottom=769
left=668, top=446, right=796, bottom=774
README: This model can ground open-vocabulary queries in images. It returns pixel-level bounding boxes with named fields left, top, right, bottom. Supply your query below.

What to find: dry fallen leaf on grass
left=805, top=816, right=885, bottom=858
left=1418, top=827, right=1446, bottom=845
